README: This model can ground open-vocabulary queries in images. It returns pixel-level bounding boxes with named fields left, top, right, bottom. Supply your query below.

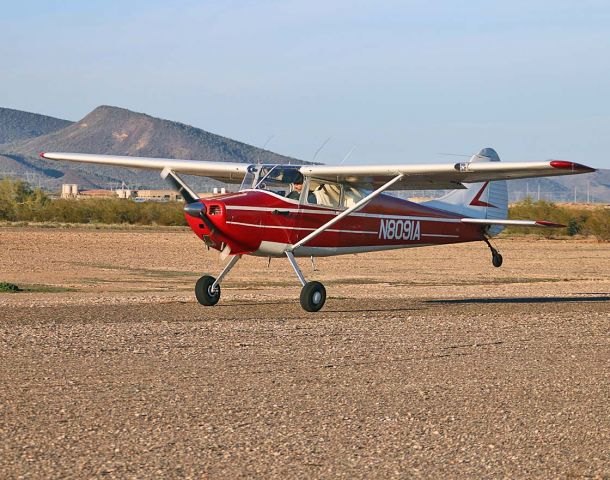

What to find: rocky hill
left=0, top=105, right=608, bottom=201
left=0, top=105, right=300, bottom=190
left=507, top=170, right=610, bottom=203
left=0, top=107, right=72, bottom=144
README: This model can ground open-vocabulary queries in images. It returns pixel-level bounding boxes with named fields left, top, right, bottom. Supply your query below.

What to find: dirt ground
left=0, top=227, right=608, bottom=478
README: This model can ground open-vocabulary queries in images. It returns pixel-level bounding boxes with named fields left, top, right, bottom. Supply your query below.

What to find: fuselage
left=185, top=189, right=486, bottom=257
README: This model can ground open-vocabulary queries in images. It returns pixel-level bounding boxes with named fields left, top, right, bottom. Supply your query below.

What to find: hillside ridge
left=0, top=107, right=72, bottom=145
left=0, top=105, right=301, bottom=190
left=0, top=105, right=608, bottom=201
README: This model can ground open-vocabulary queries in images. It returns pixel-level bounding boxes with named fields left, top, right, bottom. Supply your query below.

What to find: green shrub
left=0, top=178, right=49, bottom=221
left=0, top=178, right=187, bottom=226
left=38, top=198, right=187, bottom=225
left=0, top=282, right=21, bottom=293
left=507, top=199, right=610, bottom=240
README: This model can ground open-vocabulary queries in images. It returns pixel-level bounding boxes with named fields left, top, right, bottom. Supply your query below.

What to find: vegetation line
left=503, top=198, right=609, bottom=240
left=1, top=178, right=608, bottom=239
left=0, top=178, right=186, bottom=226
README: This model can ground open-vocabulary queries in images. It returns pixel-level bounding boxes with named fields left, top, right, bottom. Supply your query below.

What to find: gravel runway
left=0, top=227, right=608, bottom=478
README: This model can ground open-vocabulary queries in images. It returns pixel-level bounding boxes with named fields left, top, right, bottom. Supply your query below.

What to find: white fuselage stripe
left=226, top=221, right=461, bottom=238
left=421, top=233, right=460, bottom=238
left=225, top=221, right=378, bottom=235
left=225, top=205, right=462, bottom=223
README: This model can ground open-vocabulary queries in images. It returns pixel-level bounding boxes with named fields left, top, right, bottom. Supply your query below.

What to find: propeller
left=160, top=167, right=243, bottom=260
left=160, top=167, right=216, bottom=233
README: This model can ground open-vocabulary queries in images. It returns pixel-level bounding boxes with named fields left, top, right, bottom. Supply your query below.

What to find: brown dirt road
left=0, top=227, right=609, bottom=478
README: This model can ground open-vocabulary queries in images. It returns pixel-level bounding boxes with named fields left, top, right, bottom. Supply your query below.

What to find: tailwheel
left=195, top=275, right=221, bottom=306
left=483, top=236, right=503, bottom=268
left=492, top=251, right=503, bottom=268
left=300, top=281, right=326, bottom=312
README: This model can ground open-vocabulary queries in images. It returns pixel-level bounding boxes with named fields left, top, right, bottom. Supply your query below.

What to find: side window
left=341, top=187, right=365, bottom=208
left=306, top=180, right=342, bottom=208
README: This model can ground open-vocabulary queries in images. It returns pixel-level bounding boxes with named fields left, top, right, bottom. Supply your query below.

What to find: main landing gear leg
left=285, top=251, right=326, bottom=312
left=483, top=237, right=503, bottom=268
left=195, top=254, right=241, bottom=306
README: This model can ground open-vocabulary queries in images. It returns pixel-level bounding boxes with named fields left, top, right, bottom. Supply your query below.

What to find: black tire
left=300, top=281, right=326, bottom=312
left=492, top=252, right=503, bottom=268
left=195, top=275, right=220, bottom=306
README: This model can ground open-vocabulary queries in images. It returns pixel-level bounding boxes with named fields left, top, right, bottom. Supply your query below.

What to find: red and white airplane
left=41, top=148, right=595, bottom=311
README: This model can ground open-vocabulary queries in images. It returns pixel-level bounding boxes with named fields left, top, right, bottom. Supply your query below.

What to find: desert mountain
left=506, top=170, right=610, bottom=203
left=0, top=105, right=300, bottom=190
left=0, top=105, right=608, bottom=201
left=0, top=107, right=72, bottom=144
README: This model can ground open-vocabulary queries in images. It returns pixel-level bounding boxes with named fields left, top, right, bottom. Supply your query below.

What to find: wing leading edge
left=40, top=151, right=595, bottom=190
left=300, top=160, right=595, bottom=190
left=40, top=152, right=249, bottom=183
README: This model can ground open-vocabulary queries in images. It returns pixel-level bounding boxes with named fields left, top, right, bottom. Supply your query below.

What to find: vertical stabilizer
left=422, top=148, right=508, bottom=236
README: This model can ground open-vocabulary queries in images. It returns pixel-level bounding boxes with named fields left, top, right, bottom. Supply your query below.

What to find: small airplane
left=40, top=148, right=595, bottom=311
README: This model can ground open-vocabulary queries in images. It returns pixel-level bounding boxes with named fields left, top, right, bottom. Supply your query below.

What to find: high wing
left=41, top=152, right=595, bottom=190
left=300, top=160, right=595, bottom=190
left=40, top=152, right=249, bottom=183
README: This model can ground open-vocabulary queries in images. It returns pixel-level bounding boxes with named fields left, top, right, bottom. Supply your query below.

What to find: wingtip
left=550, top=160, right=596, bottom=173
left=535, top=220, right=566, bottom=228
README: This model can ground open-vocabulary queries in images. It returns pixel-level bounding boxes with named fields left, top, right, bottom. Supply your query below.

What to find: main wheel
left=492, top=252, right=503, bottom=268
left=195, top=275, right=221, bottom=306
left=300, top=281, right=326, bottom=312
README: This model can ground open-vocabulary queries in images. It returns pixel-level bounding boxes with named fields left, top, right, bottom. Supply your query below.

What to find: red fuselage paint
left=185, top=190, right=486, bottom=257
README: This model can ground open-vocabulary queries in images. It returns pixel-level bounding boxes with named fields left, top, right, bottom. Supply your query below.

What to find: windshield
left=239, top=165, right=371, bottom=207
left=240, top=164, right=303, bottom=197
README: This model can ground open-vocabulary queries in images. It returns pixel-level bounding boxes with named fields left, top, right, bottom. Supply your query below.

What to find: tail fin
left=423, top=148, right=508, bottom=236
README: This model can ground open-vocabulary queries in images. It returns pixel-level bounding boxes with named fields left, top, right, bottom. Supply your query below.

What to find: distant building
left=116, top=187, right=134, bottom=199
left=78, top=189, right=116, bottom=198
left=60, top=183, right=228, bottom=202
left=133, top=190, right=220, bottom=202
left=61, top=183, right=132, bottom=199
left=61, top=184, right=78, bottom=198
left=134, top=190, right=183, bottom=202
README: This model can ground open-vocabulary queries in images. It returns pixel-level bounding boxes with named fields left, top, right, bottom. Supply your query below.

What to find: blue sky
left=1, top=1, right=609, bottom=168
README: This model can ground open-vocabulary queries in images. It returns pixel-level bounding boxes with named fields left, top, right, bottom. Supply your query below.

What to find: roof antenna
left=339, top=145, right=356, bottom=165
left=257, top=135, right=274, bottom=164
left=312, top=137, right=331, bottom=164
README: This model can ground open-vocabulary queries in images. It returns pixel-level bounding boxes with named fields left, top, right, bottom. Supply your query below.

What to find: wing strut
left=161, top=167, right=199, bottom=203
left=288, top=174, right=405, bottom=252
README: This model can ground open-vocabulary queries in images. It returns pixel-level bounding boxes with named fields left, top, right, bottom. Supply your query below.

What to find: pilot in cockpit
left=287, top=173, right=316, bottom=203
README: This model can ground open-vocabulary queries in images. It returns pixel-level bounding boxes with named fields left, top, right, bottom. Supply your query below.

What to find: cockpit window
left=240, top=164, right=303, bottom=198
left=306, top=180, right=370, bottom=209
left=239, top=166, right=369, bottom=207
left=306, top=180, right=342, bottom=208
left=342, top=186, right=367, bottom=208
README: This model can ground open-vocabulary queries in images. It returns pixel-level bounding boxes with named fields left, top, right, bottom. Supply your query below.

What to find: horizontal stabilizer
left=461, top=218, right=566, bottom=228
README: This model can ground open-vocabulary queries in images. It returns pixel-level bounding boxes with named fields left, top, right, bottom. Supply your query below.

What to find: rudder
left=423, top=148, right=508, bottom=236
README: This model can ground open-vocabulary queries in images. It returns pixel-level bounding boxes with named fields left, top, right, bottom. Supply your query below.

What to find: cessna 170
left=40, top=148, right=595, bottom=311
